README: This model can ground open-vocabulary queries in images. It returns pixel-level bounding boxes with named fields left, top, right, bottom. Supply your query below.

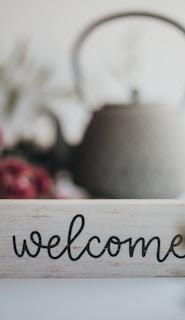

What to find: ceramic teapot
left=70, top=11, right=185, bottom=199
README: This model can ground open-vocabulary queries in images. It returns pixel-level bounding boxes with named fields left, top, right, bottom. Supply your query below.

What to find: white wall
left=0, top=0, right=185, bottom=106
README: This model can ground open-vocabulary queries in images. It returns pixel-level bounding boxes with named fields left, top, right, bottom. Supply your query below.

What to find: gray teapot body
left=74, top=104, right=185, bottom=198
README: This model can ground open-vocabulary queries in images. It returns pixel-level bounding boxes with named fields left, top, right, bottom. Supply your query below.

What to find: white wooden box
left=0, top=199, right=185, bottom=278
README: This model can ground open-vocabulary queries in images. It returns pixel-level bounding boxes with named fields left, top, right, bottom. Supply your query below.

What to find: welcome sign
left=0, top=199, right=185, bottom=278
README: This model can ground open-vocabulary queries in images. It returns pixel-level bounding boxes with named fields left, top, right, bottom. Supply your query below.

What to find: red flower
left=33, top=166, right=53, bottom=198
left=0, top=157, right=53, bottom=199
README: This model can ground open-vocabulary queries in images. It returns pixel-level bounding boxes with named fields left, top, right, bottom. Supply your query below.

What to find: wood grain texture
left=0, top=199, right=185, bottom=278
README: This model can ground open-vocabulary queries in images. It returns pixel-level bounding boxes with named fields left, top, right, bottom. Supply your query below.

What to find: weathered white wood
left=0, top=199, right=185, bottom=278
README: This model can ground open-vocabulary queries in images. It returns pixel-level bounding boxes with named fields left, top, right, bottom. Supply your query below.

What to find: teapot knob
left=131, top=88, right=140, bottom=104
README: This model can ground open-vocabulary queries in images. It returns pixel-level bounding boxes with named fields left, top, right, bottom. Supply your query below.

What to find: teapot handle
left=71, top=11, right=185, bottom=98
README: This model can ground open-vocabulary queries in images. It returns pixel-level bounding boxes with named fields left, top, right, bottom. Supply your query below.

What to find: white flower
left=0, top=42, right=63, bottom=149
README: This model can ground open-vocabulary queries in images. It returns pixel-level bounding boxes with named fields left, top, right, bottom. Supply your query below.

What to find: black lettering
left=12, top=214, right=185, bottom=263
left=104, top=236, right=122, bottom=257
left=169, top=234, right=185, bottom=259
left=127, top=236, right=172, bottom=262
left=13, top=231, right=42, bottom=257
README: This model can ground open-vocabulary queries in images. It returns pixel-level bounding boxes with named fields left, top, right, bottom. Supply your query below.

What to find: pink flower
left=0, top=157, right=53, bottom=199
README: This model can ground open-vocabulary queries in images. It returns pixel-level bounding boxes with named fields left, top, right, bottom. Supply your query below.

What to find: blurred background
left=0, top=0, right=185, bottom=144
left=1, top=0, right=185, bottom=199
left=1, top=0, right=185, bottom=319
